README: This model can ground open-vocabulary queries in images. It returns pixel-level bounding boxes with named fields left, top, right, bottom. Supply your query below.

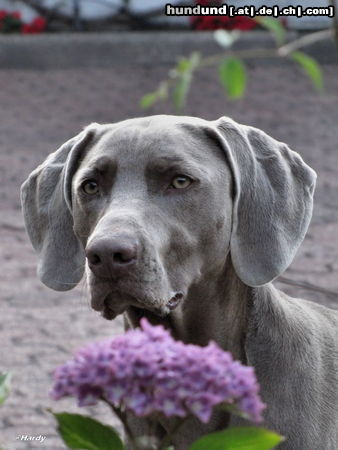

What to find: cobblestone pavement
left=1, top=60, right=338, bottom=449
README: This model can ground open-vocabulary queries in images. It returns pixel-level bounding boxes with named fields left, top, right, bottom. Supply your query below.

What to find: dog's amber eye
left=171, top=175, right=193, bottom=189
left=82, top=180, right=99, bottom=195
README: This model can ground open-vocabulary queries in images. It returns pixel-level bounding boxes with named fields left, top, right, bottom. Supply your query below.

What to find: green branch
left=140, top=20, right=332, bottom=112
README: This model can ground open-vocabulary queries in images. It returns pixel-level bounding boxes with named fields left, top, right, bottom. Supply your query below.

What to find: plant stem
left=101, top=398, right=139, bottom=450
left=200, top=48, right=278, bottom=67
left=113, top=406, right=139, bottom=450
left=278, top=29, right=333, bottom=56
left=200, top=29, right=333, bottom=67
left=157, top=417, right=189, bottom=450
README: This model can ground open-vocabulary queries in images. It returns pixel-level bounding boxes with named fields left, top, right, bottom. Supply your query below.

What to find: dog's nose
left=85, top=235, right=138, bottom=277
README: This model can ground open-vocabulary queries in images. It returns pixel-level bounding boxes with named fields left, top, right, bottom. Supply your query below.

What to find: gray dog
left=21, top=116, right=338, bottom=449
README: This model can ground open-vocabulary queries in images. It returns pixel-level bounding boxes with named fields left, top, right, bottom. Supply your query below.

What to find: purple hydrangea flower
left=50, top=318, right=265, bottom=423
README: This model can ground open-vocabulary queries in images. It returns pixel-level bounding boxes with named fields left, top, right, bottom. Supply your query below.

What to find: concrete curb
left=0, top=31, right=337, bottom=69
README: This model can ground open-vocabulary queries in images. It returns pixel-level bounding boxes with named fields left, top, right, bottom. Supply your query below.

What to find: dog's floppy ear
left=209, top=117, right=316, bottom=287
left=21, top=124, right=99, bottom=291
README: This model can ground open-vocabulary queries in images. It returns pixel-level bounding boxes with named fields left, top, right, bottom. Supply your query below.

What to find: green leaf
left=51, top=411, right=124, bottom=450
left=140, top=92, right=158, bottom=109
left=219, top=58, right=246, bottom=99
left=176, top=57, right=192, bottom=74
left=173, top=72, right=192, bottom=112
left=256, top=17, right=285, bottom=45
left=291, top=51, right=324, bottom=92
left=188, top=427, right=284, bottom=450
left=140, top=81, right=168, bottom=109
left=173, top=52, right=200, bottom=112
left=0, top=372, right=11, bottom=405
left=214, top=30, right=241, bottom=48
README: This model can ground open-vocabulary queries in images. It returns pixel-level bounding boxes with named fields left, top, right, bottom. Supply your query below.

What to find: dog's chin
left=101, top=294, right=128, bottom=320
left=96, top=291, right=173, bottom=321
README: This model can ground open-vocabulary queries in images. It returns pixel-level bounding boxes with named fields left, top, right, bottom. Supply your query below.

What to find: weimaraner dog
left=21, top=116, right=338, bottom=449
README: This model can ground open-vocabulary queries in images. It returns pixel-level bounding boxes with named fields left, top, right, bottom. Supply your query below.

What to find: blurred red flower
left=190, top=0, right=257, bottom=31
left=11, top=11, right=21, bottom=20
left=0, top=9, right=46, bottom=34
left=21, top=17, right=47, bottom=34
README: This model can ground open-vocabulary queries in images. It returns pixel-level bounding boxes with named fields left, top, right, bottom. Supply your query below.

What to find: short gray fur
left=21, top=115, right=337, bottom=449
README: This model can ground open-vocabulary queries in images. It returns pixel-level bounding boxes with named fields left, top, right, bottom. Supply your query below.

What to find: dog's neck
left=125, top=256, right=257, bottom=364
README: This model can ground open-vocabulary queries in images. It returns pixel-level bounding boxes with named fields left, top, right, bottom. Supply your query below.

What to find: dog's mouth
left=99, top=290, right=184, bottom=320
left=166, top=291, right=184, bottom=310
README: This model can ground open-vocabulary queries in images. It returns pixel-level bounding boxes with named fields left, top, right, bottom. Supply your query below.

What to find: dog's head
left=21, top=116, right=316, bottom=319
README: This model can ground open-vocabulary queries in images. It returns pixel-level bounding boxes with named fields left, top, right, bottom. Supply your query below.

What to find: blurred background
left=0, top=1, right=337, bottom=449
left=0, top=0, right=334, bottom=30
